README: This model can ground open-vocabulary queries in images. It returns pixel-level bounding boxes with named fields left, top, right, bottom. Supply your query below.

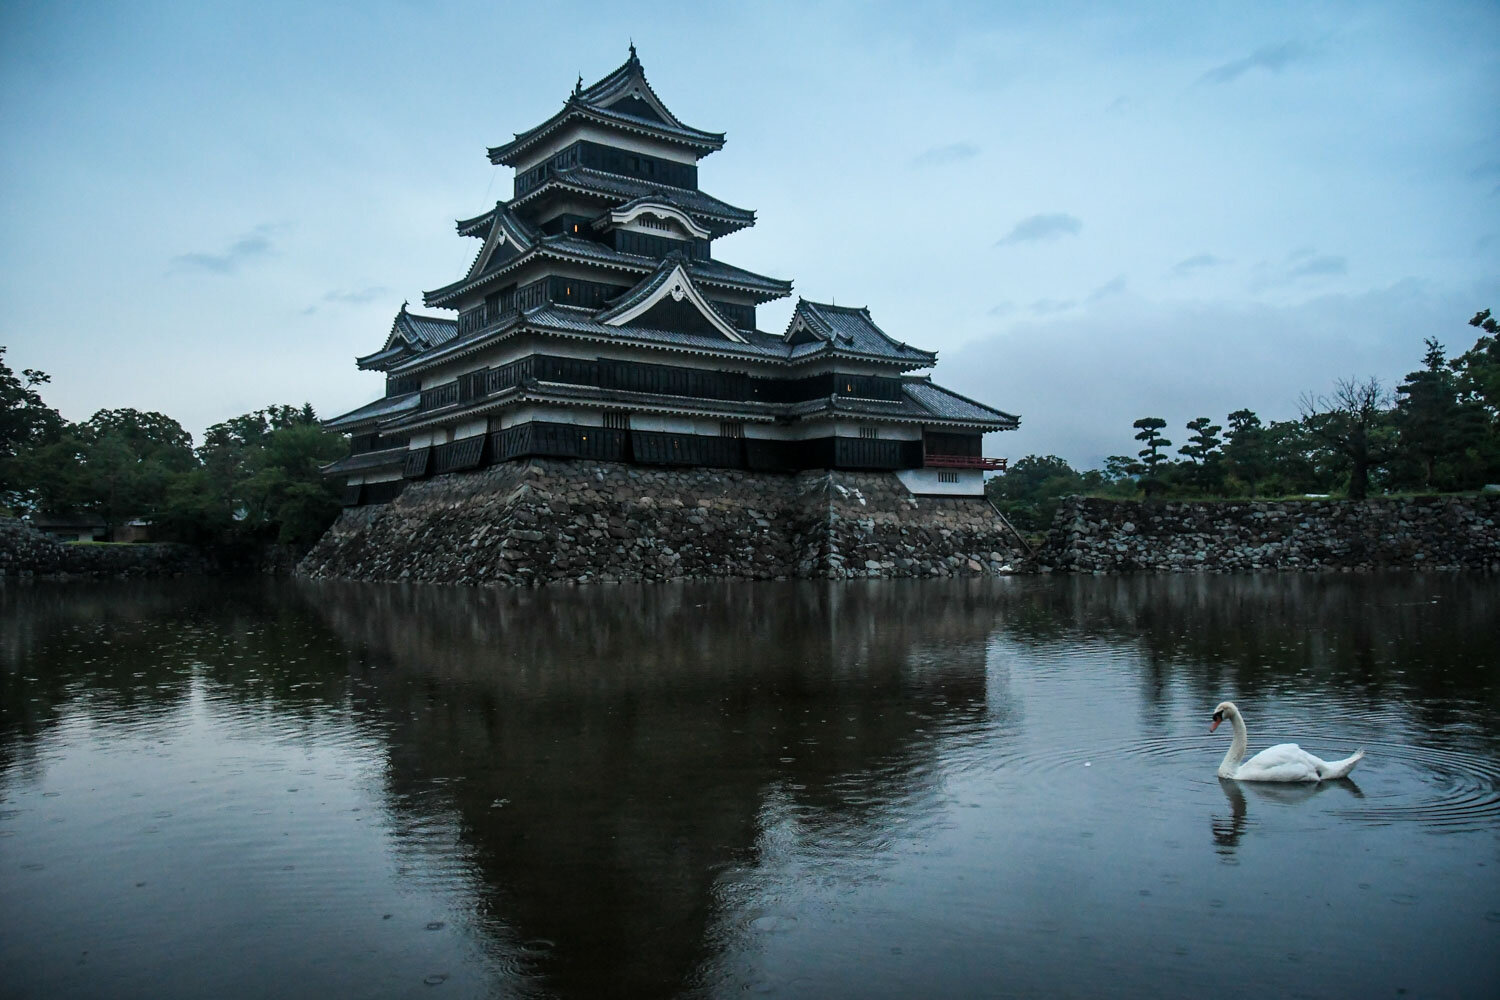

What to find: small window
left=720, top=421, right=744, bottom=439
left=604, top=412, right=630, bottom=430
left=859, top=426, right=878, bottom=440
left=938, top=471, right=959, bottom=484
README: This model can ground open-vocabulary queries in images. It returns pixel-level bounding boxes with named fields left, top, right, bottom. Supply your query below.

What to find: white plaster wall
left=454, top=419, right=488, bottom=440
left=353, top=471, right=404, bottom=486
left=628, top=413, right=719, bottom=435
left=895, top=468, right=985, bottom=497
left=496, top=405, right=603, bottom=429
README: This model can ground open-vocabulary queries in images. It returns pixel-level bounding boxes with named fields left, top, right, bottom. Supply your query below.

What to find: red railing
left=924, top=454, right=1007, bottom=471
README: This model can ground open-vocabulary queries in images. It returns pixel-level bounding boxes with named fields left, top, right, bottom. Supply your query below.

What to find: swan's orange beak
left=1209, top=718, right=1221, bottom=733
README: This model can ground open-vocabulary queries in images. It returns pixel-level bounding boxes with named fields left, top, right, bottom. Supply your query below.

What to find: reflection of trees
left=301, top=578, right=998, bottom=999
left=993, top=574, right=1500, bottom=720
left=0, top=581, right=361, bottom=781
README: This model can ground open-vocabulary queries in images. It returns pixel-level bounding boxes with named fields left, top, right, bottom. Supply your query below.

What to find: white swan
left=1210, top=701, right=1364, bottom=782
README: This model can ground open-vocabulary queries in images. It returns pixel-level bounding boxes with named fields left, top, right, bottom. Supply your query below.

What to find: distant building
left=324, top=48, right=1017, bottom=504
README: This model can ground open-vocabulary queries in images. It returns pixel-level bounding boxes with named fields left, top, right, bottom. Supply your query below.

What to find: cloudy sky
left=2, top=0, right=1496, bottom=465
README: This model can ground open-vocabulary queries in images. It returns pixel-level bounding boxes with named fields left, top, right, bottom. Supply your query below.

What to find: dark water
left=1, top=575, right=1497, bottom=999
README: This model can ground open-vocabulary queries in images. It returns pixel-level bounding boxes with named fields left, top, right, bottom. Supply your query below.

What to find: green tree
left=1259, top=419, right=1336, bottom=496
left=986, top=454, right=1086, bottom=532
left=1131, top=417, right=1172, bottom=499
left=0, top=347, right=65, bottom=511
left=70, top=410, right=197, bottom=536
left=239, top=421, right=346, bottom=547
left=1223, top=409, right=1270, bottom=497
left=1178, top=417, right=1224, bottom=493
left=1450, top=309, right=1500, bottom=483
left=1389, top=337, right=1484, bottom=491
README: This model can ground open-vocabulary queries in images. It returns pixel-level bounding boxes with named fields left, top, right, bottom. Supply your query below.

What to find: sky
left=2, top=0, right=1496, bottom=466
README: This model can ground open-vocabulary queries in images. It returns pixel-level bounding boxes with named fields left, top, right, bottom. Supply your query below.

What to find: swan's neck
left=1219, top=709, right=1249, bottom=778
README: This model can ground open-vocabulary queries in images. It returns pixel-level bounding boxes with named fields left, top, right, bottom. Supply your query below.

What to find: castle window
left=604, top=412, right=630, bottom=431
left=938, top=471, right=959, bottom=484
left=859, top=426, right=878, bottom=440
left=720, top=421, right=744, bottom=439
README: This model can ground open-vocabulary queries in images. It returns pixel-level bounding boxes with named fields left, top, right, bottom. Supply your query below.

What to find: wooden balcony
left=923, top=454, right=1007, bottom=471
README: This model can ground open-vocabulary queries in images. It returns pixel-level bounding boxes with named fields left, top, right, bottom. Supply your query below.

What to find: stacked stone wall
left=0, top=517, right=214, bottom=581
left=1038, top=495, right=1500, bottom=573
left=297, top=459, right=1026, bottom=586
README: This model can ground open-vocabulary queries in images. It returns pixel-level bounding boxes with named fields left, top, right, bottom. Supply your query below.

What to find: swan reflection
left=1213, top=776, right=1365, bottom=857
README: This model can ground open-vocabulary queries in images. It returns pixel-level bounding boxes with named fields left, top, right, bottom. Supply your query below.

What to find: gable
left=604, top=94, right=668, bottom=125
left=785, top=316, right=824, bottom=347
left=599, top=261, right=747, bottom=343
left=621, top=295, right=726, bottom=336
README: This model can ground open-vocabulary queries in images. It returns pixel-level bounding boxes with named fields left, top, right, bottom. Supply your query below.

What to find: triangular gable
left=783, top=299, right=832, bottom=346
left=599, top=260, right=746, bottom=343
left=465, top=208, right=536, bottom=281
left=578, top=46, right=687, bottom=130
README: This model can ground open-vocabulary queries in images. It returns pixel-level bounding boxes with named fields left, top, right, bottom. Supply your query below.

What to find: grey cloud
left=1471, top=161, right=1500, bottom=195
left=910, top=142, right=980, bottom=168
left=1171, top=253, right=1224, bottom=276
left=1287, top=255, right=1347, bottom=279
left=1086, top=275, right=1128, bottom=303
left=1250, top=249, right=1347, bottom=291
left=1030, top=298, right=1077, bottom=315
left=996, top=213, right=1082, bottom=247
left=324, top=286, right=389, bottom=305
left=1200, top=41, right=1308, bottom=85
left=987, top=301, right=1016, bottom=318
left=171, top=225, right=275, bottom=274
left=941, top=280, right=1452, bottom=468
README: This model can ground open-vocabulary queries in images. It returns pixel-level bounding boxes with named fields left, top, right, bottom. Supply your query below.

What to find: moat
left=2, top=575, right=1497, bottom=998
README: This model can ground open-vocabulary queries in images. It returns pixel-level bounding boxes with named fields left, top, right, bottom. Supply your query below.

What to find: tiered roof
left=423, top=215, right=791, bottom=308
left=329, top=48, right=1019, bottom=443
left=507, top=166, right=756, bottom=236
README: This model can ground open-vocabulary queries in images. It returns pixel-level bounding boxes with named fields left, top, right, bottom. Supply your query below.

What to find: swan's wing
left=1238, top=743, right=1321, bottom=782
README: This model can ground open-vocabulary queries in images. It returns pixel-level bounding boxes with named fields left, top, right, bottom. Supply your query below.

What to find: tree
left=1223, top=409, right=1270, bottom=497
left=1102, top=455, right=1137, bottom=482
left=1298, top=377, right=1397, bottom=500
left=1389, top=337, right=1483, bottom=491
left=0, top=346, right=65, bottom=510
left=1132, top=417, right=1172, bottom=498
left=239, top=420, right=346, bottom=547
left=986, top=455, right=1085, bottom=532
left=1178, top=417, right=1224, bottom=492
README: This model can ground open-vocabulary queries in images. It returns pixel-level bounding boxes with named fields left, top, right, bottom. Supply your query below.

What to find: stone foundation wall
left=0, top=517, right=215, bottom=580
left=1037, top=496, right=1500, bottom=573
left=297, top=459, right=1026, bottom=586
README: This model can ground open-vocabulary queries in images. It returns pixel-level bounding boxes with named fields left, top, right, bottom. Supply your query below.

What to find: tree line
left=0, top=347, right=347, bottom=552
left=988, top=310, right=1500, bottom=532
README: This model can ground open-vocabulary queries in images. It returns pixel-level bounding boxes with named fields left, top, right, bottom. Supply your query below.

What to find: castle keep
left=322, top=48, right=1017, bottom=505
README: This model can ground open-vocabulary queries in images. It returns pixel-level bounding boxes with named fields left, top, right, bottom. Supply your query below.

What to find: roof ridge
left=804, top=299, right=869, bottom=314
